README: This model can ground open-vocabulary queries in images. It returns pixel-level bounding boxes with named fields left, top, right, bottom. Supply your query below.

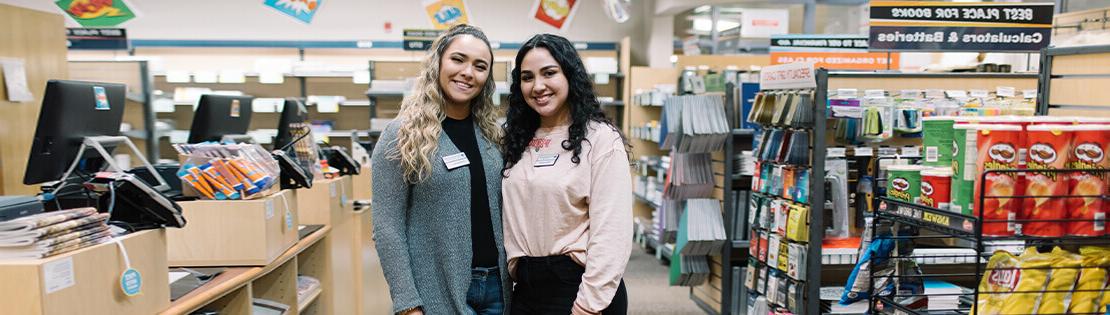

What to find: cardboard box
left=167, top=189, right=298, bottom=266
left=0, top=230, right=169, bottom=315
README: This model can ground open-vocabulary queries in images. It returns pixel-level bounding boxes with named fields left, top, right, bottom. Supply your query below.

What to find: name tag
left=533, top=153, right=559, bottom=167
left=442, top=152, right=470, bottom=170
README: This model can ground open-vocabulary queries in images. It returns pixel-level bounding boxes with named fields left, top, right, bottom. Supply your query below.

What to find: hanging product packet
left=1022, top=125, right=1074, bottom=237
left=1037, top=247, right=1082, bottom=314
left=975, top=250, right=1021, bottom=315
left=996, top=247, right=1056, bottom=315
left=974, top=124, right=1024, bottom=236
left=1068, top=246, right=1110, bottom=314
left=1062, top=125, right=1110, bottom=236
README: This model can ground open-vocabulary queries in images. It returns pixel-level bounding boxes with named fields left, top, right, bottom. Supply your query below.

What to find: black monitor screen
left=24, top=80, right=126, bottom=185
left=274, top=99, right=308, bottom=149
left=187, top=94, right=254, bottom=143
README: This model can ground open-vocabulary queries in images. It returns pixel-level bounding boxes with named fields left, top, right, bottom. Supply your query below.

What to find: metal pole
left=803, top=0, right=817, bottom=34
left=710, top=6, right=721, bottom=54
left=138, top=61, right=158, bottom=162
left=807, top=69, right=829, bottom=315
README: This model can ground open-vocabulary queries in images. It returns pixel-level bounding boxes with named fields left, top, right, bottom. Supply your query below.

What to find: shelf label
left=925, top=89, right=946, bottom=99
left=44, top=257, right=75, bottom=294
left=760, top=62, right=817, bottom=90
left=854, top=147, right=873, bottom=156
left=946, top=90, right=968, bottom=98
left=970, top=89, right=990, bottom=98
left=996, top=86, right=1016, bottom=97
left=900, top=89, right=921, bottom=98
left=1023, top=89, right=1038, bottom=99
left=901, top=146, right=920, bottom=157
left=878, top=147, right=899, bottom=157
left=864, top=89, right=886, bottom=99
left=837, top=88, right=859, bottom=98
left=827, top=147, right=847, bottom=157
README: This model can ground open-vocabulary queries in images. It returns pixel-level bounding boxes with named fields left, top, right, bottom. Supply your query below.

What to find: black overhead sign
left=868, top=1, right=1053, bottom=52
left=66, top=28, right=128, bottom=50
left=402, top=29, right=444, bottom=51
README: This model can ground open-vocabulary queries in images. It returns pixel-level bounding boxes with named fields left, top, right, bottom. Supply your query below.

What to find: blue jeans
left=466, top=266, right=504, bottom=315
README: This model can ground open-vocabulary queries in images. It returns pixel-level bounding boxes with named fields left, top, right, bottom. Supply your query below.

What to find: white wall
left=1, top=0, right=642, bottom=43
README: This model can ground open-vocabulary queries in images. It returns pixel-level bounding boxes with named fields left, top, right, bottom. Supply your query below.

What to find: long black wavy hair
left=502, top=33, right=625, bottom=174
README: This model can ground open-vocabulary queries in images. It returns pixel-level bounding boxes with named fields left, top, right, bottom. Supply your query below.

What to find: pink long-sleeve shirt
left=502, top=121, right=634, bottom=315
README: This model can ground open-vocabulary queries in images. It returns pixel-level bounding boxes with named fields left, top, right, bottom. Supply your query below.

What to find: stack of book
left=660, top=95, right=730, bottom=153
left=662, top=153, right=715, bottom=199
left=0, top=208, right=112, bottom=259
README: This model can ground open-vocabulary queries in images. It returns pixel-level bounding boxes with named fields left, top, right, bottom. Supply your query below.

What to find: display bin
left=167, top=189, right=299, bottom=266
left=295, top=177, right=343, bottom=225
left=0, top=229, right=169, bottom=315
left=295, top=177, right=358, bottom=314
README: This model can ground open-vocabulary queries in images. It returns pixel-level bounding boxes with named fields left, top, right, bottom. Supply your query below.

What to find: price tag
left=854, top=147, right=873, bottom=156
left=836, top=88, right=858, bottom=98
left=969, top=89, right=990, bottom=98
left=901, top=146, right=921, bottom=157
left=925, top=89, right=945, bottom=99
left=996, top=86, right=1016, bottom=98
left=946, top=90, right=968, bottom=98
left=827, top=147, right=846, bottom=157
left=1023, top=89, right=1037, bottom=99
left=864, top=89, right=886, bottom=99
left=878, top=147, right=899, bottom=156
left=899, top=90, right=921, bottom=98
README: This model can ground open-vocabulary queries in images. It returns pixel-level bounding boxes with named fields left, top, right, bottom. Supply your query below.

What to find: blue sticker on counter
left=121, top=268, right=142, bottom=296
left=93, top=86, right=110, bottom=110
left=285, top=209, right=294, bottom=230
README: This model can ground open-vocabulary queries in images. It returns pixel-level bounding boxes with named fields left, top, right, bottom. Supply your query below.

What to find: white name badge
left=442, top=152, right=470, bottom=170
left=534, top=153, right=560, bottom=167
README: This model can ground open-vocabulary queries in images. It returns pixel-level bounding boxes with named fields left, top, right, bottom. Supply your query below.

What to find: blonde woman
left=372, top=24, right=508, bottom=315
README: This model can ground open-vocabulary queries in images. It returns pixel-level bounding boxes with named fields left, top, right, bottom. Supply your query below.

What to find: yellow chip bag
left=1069, top=246, right=1110, bottom=314
left=977, top=250, right=1021, bottom=315
left=1000, top=248, right=1055, bottom=315
left=1037, top=247, right=1081, bottom=314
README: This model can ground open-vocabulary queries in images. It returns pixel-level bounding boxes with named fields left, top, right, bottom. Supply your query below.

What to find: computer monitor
left=24, top=80, right=127, bottom=185
left=187, top=94, right=254, bottom=143
left=273, top=99, right=309, bottom=150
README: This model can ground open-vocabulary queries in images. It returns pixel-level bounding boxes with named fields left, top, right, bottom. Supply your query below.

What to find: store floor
left=624, top=245, right=703, bottom=314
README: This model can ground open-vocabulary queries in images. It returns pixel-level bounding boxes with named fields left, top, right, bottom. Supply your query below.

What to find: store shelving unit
left=1038, top=44, right=1110, bottom=117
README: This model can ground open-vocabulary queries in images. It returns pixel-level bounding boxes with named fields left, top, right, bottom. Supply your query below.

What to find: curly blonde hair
left=390, top=24, right=502, bottom=183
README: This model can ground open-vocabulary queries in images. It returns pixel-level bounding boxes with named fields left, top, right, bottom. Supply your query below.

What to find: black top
left=442, top=115, right=499, bottom=268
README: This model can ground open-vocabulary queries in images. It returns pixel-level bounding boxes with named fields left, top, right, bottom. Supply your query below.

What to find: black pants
left=511, top=255, right=628, bottom=315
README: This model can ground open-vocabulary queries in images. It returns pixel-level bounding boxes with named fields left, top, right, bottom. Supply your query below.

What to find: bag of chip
left=976, top=250, right=1021, bottom=315
left=1000, top=247, right=1056, bottom=314
left=1037, top=247, right=1081, bottom=314
left=1068, top=246, right=1110, bottom=314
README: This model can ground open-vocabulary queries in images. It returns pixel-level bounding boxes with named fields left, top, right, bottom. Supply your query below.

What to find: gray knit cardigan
left=371, top=119, right=511, bottom=314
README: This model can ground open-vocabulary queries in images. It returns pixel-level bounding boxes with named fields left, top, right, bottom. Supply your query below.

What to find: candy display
left=173, top=143, right=279, bottom=200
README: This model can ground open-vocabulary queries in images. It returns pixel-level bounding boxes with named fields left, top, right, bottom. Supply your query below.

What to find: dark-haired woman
left=501, top=34, right=632, bottom=315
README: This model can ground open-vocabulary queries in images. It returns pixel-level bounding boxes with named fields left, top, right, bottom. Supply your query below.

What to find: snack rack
left=868, top=167, right=1110, bottom=314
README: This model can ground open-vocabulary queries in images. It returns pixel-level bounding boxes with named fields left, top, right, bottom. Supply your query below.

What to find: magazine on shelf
left=0, top=208, right=98, bottom=234
left=0, top=230, right=113, bottom=259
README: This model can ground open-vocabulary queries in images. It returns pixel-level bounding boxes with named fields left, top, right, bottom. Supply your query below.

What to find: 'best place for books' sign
left=868, top=1, right=1053, bottom=52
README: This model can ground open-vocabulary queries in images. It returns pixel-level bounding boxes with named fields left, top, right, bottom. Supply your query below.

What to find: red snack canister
left=1021, top=125, right=1073, bottom=237
left=920, top=167, right=953, bottom=211
left=974, top=124, right=1024, bottom=236
left=1063, top=125, right=1110, bottom=236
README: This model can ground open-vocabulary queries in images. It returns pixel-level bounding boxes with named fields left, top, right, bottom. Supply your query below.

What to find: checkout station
left=0, top=79, right=386, bottom=315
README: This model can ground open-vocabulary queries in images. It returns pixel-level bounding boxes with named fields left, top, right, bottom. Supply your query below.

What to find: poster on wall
left=532, top=0, right=580, bottom=30
left=740, top=9, right=789, bottom=38
left=54, top=0, right=139, bottom=27
left=868, top=1, right=1053, bottom=52
left=770, top=34, right=900, bottom=70
left=423, top=0, right=470, bottom=29
left=264, top=0, right=322, bottom=24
